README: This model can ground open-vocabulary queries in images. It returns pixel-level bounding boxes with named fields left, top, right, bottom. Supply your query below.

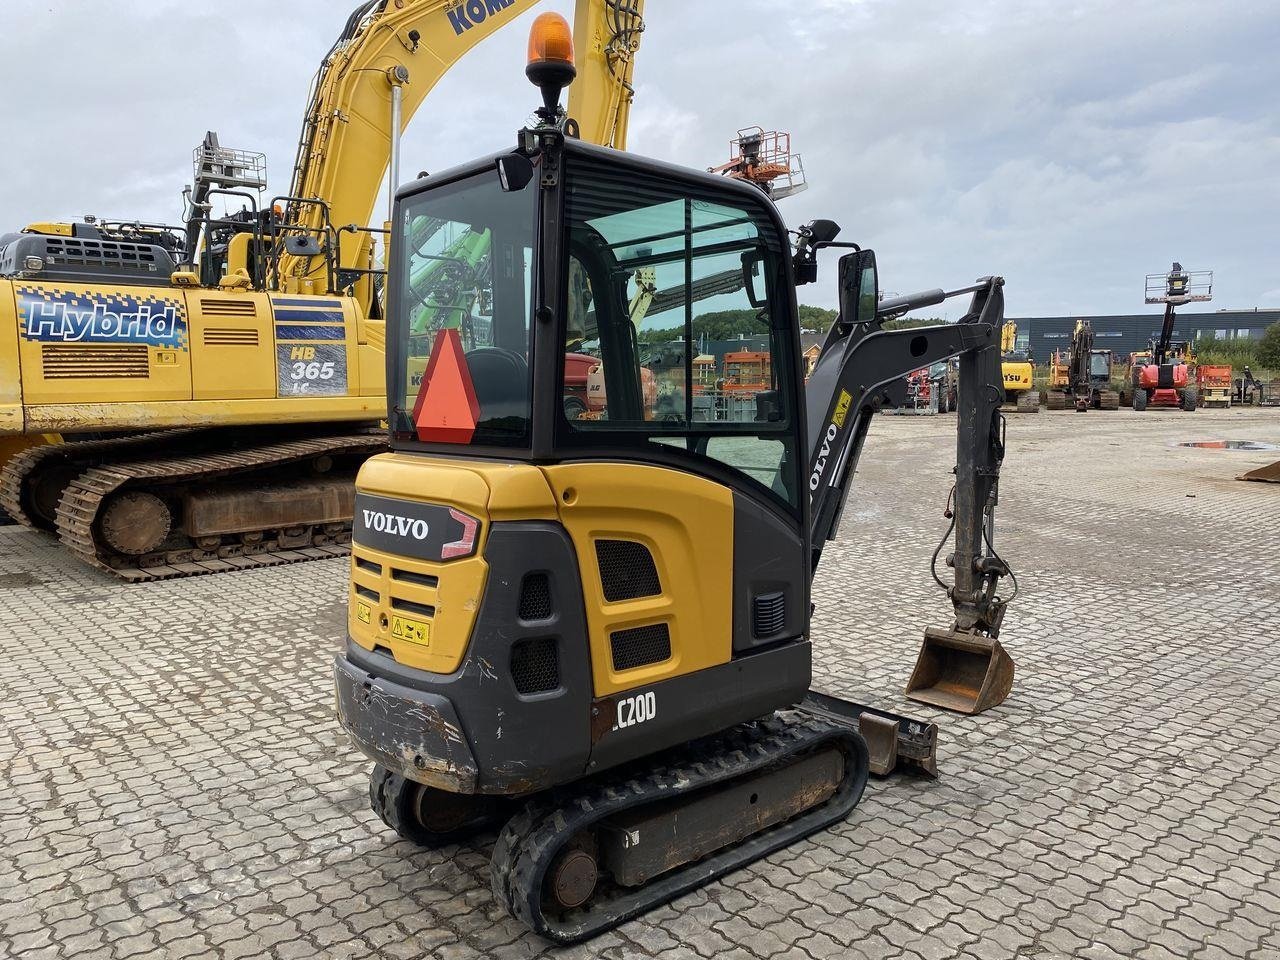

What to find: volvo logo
left=361, top=510, right=429, bottom=541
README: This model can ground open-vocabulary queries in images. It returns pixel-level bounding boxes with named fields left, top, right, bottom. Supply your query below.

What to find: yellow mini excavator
left=0, top=0, right=644, bottom=580
left=333, top=14, right=1017, bottom=943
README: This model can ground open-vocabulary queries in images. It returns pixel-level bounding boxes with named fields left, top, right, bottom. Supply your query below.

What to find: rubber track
left=489, top=710, right=869, bottom=944
left=0, top=430, right=199, bottom=530
left=53, top=432, right=385, bottom=582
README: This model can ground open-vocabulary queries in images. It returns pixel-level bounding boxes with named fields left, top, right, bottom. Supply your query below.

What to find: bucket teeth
left=905, top=627, right=1015, bottom=715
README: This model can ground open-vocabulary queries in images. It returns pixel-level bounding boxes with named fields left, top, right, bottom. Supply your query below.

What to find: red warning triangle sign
left=412, top=329, right=481, bottom=443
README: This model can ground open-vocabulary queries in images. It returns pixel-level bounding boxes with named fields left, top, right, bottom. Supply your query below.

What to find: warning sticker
left=355, top=600, right=371, bottom=625
left=390, top=615, right=430, bottom=646
left=832, top=389, right=853, bottom=428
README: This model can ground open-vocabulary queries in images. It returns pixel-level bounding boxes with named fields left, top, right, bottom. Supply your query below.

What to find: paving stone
left=1, top=408, right=1277, bottom=959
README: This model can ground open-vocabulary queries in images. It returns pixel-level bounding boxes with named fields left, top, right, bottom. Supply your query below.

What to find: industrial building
left=1009, top=308, right=1279, bottom=362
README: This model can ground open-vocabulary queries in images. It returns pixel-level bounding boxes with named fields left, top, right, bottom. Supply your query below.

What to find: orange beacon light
left=526, top=12, right=576, bottom=117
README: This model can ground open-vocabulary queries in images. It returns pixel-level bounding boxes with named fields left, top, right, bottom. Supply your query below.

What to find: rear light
left=442, top=508, right=478, bottom=560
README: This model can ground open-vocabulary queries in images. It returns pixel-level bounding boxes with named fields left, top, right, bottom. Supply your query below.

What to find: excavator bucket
left=905, top=627, right=1015, bottom=715
left=1239, top=459, right=1280, bottom=483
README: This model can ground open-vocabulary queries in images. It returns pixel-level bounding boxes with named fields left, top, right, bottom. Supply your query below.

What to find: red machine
left=1132, top=263, right=1211, bottom=412
left=562, top=352, right=598, bottom=418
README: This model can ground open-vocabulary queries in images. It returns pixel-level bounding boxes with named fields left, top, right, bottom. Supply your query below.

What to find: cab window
left=560, top=158, right=799, bottom=507
left=391, top=171, right=535, bottom=447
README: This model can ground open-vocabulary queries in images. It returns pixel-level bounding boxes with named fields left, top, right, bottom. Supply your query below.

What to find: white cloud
left=0, top=0, right=1275, bottom=315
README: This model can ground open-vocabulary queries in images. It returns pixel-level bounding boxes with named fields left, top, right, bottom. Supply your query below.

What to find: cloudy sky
left=2, top=0, right=1276, bottom=316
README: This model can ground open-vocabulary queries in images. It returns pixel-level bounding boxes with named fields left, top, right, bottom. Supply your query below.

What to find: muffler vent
left=752, top=591, right=787, bottom=638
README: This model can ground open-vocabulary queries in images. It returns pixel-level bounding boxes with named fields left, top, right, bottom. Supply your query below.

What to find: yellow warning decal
left=391, top=615, right=430, bottom=646
left=832, top=389, right=853, bottom=428
left=355, top=601, right=371, bottom=625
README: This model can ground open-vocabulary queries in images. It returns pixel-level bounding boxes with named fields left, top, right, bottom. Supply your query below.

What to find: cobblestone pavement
left=1, top=407, right=1278, bottom=960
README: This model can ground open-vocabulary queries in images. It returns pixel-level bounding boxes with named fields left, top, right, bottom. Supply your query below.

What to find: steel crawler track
left=489, top=709, right=869, bottom=944
left=0, top=431, right=201, bottom=530
left=52, top=432, right=386, bottom=582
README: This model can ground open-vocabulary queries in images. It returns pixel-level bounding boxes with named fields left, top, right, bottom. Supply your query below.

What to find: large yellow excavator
left=999, top=321, right=1038, bottom=413
left=0, top=0, right=644, bottom=581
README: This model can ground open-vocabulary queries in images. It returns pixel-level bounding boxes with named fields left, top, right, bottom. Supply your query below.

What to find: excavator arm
left=802, top=242, right=1015, bottom=714
left=569, top=1, right=644, bottom=151
left=280, top=0, right=644, bottom=304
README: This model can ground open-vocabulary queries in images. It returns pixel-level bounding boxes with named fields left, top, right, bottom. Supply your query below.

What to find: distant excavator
left=1045, top=319, right=1120, bottom=411
left=999, top=322, right=1039, bottom=413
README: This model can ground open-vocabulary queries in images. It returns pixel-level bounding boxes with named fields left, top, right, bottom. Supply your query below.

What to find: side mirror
left=740, top=250, right=768, bottom=308
left=837, top=249, right=878, bottom=327
left=496, top=154, right=534, bottom=192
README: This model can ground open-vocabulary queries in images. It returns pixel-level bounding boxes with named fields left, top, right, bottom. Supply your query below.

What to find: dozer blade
left=1239, top=458, right=1280, bottom=483
left=905, top=627, right=1015, bottom=715
left=799, top=691, right=938, bottom=778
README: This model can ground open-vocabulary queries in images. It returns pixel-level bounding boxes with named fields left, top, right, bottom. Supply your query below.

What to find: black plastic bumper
left=334, top=654, right=480, bottom=793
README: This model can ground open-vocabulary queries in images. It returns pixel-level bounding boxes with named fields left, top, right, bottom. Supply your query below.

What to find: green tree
left=1192, top=336, right=1257, bottom=368
left=1258, top=321, right=1280, bottom=369
left=797, top=305, right=838, bottom=332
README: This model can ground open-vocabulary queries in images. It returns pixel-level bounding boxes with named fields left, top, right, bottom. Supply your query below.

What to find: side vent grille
left=391, top=568, right=438, bottom=588
left=518, top=573, right=553, bottom=621
left=595, top=539, right=660, bottom=602
left=511, top=637, right=560, bottom=694
left=752, top=591, right=787, bottom=638
left=41, top=344, right=148, bottom=379
left=202, top=327, right=259, bottom=346
left=391, top=597, right=435, bottom=618
left=610, top=623, right=671, bottom=672
left=201, top=299, right=258, bottom=317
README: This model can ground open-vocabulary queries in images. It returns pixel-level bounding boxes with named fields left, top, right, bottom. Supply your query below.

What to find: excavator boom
left=281, top=0, right=645, bottom=303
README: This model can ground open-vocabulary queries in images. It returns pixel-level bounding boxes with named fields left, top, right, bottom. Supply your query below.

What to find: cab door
left=548, top=153, right=809, bottom=699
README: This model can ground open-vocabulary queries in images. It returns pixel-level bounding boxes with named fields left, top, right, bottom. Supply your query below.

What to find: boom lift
left=334, top=16, right=1017, bottom=943
left=0, top=0, right=644, bottom=578
left=1132, top=262, right=1210, bottom=412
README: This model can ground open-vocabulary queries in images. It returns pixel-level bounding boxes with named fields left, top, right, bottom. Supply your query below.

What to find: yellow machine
left=999, top=320, right=1038, bottom=412
left=335, top=15, right=1017, bottom=943
left=1044, top=319, right=1120, bottom=411
left=0, top=0, right=644, bottom=580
